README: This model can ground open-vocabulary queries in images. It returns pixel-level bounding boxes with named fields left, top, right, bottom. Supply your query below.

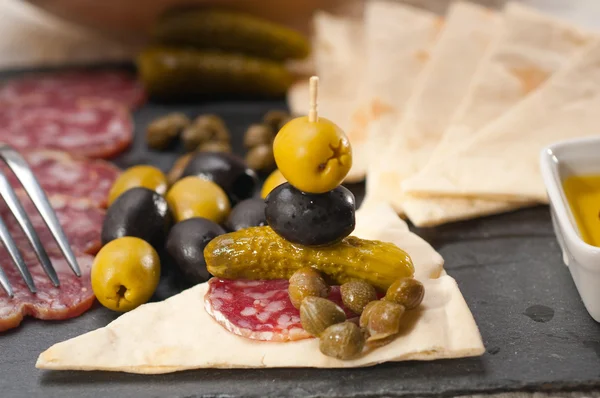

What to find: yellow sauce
left=563, top=174, right=600, bottom=247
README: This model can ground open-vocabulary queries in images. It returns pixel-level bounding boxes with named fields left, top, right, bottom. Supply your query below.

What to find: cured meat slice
left=2, top=150, right=120, bottom=208
left=0, top=71, right=145, bottom=109
left=0, top=191, right=104, bottom=256
left=205, top=278, right=355, bottom=342
left=0, top=253, right=94, bottom=332
left=0, top=100, right=133, bottom=159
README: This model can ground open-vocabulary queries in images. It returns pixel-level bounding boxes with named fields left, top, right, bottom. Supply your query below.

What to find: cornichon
left=204, top=226, right=415, bottom=291
left=137, top=47, right=293, bottom=100
left=151, top=9, right=310, bottom=61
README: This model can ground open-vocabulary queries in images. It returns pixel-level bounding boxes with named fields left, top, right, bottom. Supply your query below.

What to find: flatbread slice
left=403, top=38, right=600, bottom=202
left=346, top=1, right=441, bottom=183
left=402, top=3, right=596, bottom=226
left=362, top=1, right=501, bottom=213
left=37, top=205, right=482, bottom=373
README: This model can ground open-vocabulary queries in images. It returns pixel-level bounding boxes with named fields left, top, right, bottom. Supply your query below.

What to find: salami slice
left=2, top=150, right=120, bottom=208
left=205, top=278, right=356, bottom=342
left=0, top=191, right=104, bottom=256
left=0, top=71, right=145, bottom=109
left=0, top=100, right=133, bottom=159
left=0, top=253, right=94, bottom=332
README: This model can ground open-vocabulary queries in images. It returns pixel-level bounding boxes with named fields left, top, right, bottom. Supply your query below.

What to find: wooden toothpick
left=308, top=76, right=319, bottom=123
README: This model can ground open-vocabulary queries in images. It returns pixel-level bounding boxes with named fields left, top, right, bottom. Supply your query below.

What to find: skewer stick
left=308, top=76, right=319, bottom=123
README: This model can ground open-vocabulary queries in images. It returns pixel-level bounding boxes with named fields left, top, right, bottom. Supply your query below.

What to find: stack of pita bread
left=289, top=0, right=600, bottom=227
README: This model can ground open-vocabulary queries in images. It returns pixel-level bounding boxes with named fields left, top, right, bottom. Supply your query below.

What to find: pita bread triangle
left=403, top=37, right=600, bottom=202
left=362, top=1, right=501, bottom=213
left=401, top=2, right=598, bottom=226
left=36, top=205, right=483, bottom=373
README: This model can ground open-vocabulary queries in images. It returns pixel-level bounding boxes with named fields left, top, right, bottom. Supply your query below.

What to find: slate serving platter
left=1, top=81, right=600, bottom=398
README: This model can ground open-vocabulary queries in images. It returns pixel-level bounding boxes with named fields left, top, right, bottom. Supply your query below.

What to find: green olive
left=91, top=237, right=160, bottom=312
left=263, top=110, right=291, bottom=133
left=340, top=280, right=377, bottom=314
left=107, top=165, right=168, bottom=206
left=246, top=145, right=275, bottom=172
left=146, top=112, right=190, bottom=150
left=182, top=114, right=229, bottom=151
left=243, top=124, right=274, bottom=148
left=362, top=300, right=405, bottom=341
left=166, top=176, right=231, bottom=223
left=261, top=169, right=286, bottom=199
left=197, top=141, right=232, bottom=153
left=385, top=277, right=425, bottom=310
left=300, top=296, right=345, bottom=337
left=319, top=322, right=365, bottom=360
left=288, top=267, right=330, bottom=309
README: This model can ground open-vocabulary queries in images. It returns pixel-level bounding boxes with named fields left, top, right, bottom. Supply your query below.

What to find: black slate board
left=1, top=90, right=600, bottom=398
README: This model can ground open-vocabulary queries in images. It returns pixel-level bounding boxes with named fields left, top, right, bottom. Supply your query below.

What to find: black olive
left=166, top=217, right=226, bottom=285
left=265, top=183, right=355, bottom=246
left=101, top=187, right=172, bottom=249
left=226, top=198, right=267, bottom=231
left=181, top=152, right=258, bottom=205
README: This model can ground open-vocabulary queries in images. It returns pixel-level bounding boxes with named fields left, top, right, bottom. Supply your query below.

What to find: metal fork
left=0, top=145, right=80, bottom=297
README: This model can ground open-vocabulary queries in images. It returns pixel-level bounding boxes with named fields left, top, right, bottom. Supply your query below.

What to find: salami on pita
left=362, top=1, right=500, bottom=212
left=402, top=3, right=596, bottom=226
left=36, top=205, right=483, bottom=373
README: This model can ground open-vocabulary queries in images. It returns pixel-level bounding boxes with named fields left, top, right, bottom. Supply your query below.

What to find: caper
left=146, top=113, right=190, bottom=150
left=197, top=141, right=232, bottom=153
left=300, top=296, right=346, bottom=337
left=385, top=277, right=424, bottom=310
left=244, top=124, right=274, bottom=148
left=167, top=153, right=193, bottom=186
left=246, top=144, right=275, bottom=172
left=340, top=280, right=377, bottom=314
left=359, top=300, right=379, bottom=328
left=289, top=267, right=330, bottom=309
left=319, top=322, right=365, bottom=360
left=182, top=114, right=229, bottom=151
left=263, top=110, right=291, bottom=133
left=362, top=300, right=405, bottom=341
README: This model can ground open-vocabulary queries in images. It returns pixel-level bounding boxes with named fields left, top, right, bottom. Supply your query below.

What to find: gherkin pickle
left=146, top=113, right=190, bottom=150
left=319, top=322, right=365, bottom=360
left=340, top=280, right=377, bottom=314
left=288, top=267, right=330, bottom=309
left=300, top=297, right=346, bottom=337
left=151, top=9, right=310, bottom=61
left=137, top=47, right=294, bottom=100
left=385, top=278, right=425, bottom=310
left=204, top=226, right=415, bottom=291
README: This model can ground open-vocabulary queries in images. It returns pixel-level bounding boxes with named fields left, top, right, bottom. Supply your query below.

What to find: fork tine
left=0, top=173, right=59, bottom=287
left=0, top=146, right=81, bottom=277
left=0, top=214, right=35, bottom=293
left=0, top=258, right=14, bottom=298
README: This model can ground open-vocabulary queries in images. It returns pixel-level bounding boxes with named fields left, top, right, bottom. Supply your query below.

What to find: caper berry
left=340, top=280, right=377, bottom=314
left=289, top=267, right=330, bottom=309
left=246, top=144, right=275, bottom=172
left=319, top=322, right=365, bottom=360
left=244, top=124, right=275, bottom=148
left=300, top=296, right=346, bottom=337
left=182, top=114, right=229, bottom=151
left=146, top=113, right=190, bottom=150
left=385, top=277, right=424, bottom=310
left=362, top=300, right=405, bottom=341
left=167, top=153, right=193, bottom=186
left=359, top=300, right=379, bottom=328
left=263, top=110, right=291, bottom=133
left=197, top=141, right=232, bottom=153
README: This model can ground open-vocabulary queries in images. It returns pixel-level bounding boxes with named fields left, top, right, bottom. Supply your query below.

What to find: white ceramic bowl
left=540, top=137, right=600, bottom=322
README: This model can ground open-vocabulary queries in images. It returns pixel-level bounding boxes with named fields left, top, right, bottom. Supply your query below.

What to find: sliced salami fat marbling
left=205, top=278, right=355, bottom=342
left=0, top=254, right=94, bottom=332
left=2, top=150, right=120, bottom=208
left=0, top=100, right=133, bottom=159
left=0, top=71, right=145, bottom=109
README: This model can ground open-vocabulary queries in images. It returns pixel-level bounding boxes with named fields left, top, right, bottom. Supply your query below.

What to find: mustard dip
left=563, top=174, right=600, bottom=247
